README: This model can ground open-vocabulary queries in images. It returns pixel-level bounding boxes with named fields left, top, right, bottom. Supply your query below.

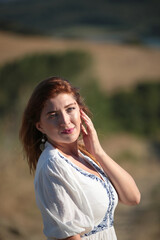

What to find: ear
left=36, top=122, right=45, bottom=134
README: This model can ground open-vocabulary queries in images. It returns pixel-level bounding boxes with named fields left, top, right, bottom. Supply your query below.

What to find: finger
left=81, top=116, right=94, bottom=131
left=81, top=124, right=88, bottom=135
left=80, top=109, right=90, bottom=120
left=81, top=117, right=90, bottom=129
left=80, top=110, right=92, bottom=125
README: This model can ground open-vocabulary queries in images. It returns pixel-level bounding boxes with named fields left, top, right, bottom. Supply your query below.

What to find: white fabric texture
left=34, top=142, right=118, bottom=240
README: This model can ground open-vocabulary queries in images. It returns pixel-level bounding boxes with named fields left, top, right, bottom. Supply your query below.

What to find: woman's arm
left=81, top=110, right=141, bottom=206
left=60, top=235, right=81, bottom=240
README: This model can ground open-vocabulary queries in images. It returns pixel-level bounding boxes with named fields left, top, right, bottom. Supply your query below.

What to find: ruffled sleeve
left=34, top=152, right=94, bottom=240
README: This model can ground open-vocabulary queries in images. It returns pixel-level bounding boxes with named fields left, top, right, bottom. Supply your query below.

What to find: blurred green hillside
left=0, top=0, right=160, bottom=45
left=1, top=50, right=160, bottom=139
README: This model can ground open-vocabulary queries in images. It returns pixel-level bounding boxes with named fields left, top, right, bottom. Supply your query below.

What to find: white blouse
left=34, top=142, right=118, bottom=240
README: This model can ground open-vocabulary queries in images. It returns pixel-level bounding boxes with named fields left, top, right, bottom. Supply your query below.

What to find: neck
left=50, top=140, right=79, bottom=158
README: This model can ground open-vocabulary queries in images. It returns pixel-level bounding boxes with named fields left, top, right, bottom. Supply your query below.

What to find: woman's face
left=36, top=93, right=81, bottom=147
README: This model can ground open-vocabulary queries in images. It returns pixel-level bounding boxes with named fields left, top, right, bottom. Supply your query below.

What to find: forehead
left=44, top=93, right=77, bottom=110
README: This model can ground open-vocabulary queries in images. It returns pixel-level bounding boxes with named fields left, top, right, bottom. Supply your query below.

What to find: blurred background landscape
left=0, top=0, right=160, bottom=239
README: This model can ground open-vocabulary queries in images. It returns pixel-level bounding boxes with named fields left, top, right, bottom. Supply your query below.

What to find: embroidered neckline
left=57, top=150, right=117, bottom=236
left=57, top=150, right=105, bottom=183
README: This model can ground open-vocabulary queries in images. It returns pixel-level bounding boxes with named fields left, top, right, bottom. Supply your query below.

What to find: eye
left=67, top=107, right=76, bottom=113
left=48, top=112, right=58, bottom=119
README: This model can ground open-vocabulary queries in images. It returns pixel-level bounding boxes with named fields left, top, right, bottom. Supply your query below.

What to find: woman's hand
left=80, top=110, right=103, bottom=157
left=80, top=110, right=141, bottom=206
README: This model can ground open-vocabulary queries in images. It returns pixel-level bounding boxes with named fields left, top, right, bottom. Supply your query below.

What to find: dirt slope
left=0, top=31, right=160, bottom=92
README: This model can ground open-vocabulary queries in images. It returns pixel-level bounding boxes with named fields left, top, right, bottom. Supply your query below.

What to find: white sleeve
left=34, top=156, right=93, bottom=239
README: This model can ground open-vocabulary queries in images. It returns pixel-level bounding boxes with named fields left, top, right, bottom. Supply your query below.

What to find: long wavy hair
left=19, top=76, right=98, bottom=173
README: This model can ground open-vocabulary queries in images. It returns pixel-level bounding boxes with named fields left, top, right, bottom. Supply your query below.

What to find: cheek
left=71, top=110, right=81, bottom=126
left=74, top=110, right=81, bottom=123
left=41, top=118, right=57, bottom=131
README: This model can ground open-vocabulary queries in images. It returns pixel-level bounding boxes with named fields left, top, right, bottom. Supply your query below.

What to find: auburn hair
left=19, top=76, right=99, bottom=173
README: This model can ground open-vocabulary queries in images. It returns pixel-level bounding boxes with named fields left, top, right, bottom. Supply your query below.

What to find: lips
left=61, top=128, right=75, bottom=134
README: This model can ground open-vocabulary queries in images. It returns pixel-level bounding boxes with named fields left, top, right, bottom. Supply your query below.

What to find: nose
left=59, top=112, right=70, bottom=126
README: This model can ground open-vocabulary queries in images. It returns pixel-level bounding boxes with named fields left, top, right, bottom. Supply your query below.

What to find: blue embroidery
left=57, top=152, right=116, bottom=236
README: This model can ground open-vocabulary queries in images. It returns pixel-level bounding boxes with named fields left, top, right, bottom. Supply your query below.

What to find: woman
left=19, top=76, right=140, bottom=240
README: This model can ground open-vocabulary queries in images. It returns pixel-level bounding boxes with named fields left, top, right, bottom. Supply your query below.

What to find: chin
left=64, top=134, right=79, bottom=144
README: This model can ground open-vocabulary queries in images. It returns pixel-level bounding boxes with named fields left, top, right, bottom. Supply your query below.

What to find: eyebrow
left=65, top=102, right=76, bottom=108
left=46, top=102, right=76, bottom=115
